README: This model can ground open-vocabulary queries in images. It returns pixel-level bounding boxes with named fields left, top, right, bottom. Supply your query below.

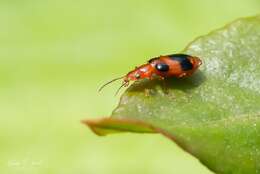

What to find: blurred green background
left=1, top=0, right=259, bottom=173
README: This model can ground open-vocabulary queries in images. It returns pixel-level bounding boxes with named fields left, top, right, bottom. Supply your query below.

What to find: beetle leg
left=144, top=88, right=151, bottom=96
left=162, top=79, right=169, bottom=94
left=158, top=76, right=165, bottom=80
left=178, top=72, right=187, bottom=78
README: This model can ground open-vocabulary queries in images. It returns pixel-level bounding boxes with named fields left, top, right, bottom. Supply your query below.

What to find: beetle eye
left=135, top=73, right=140, bottom=79
left=155, top=63, right=169, bottom=72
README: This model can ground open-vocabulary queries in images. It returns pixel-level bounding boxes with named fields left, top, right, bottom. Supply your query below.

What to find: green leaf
left=83, top=16, right=260, bottom=174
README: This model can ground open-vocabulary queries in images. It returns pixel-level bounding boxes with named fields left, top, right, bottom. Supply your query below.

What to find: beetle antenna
left=98, top=76, right=125, bottom=92
left=114, top=81, right=128, bottom=96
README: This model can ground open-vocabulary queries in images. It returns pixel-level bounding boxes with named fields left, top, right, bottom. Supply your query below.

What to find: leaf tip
left=81, top=117, right=157, bottom=136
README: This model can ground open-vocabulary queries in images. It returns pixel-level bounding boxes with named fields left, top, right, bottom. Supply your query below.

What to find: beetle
left=99, top=54, right=202, bottom=95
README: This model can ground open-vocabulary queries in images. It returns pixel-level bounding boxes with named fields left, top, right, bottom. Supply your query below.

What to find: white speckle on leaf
left=189, top=44, right=202, bottom=52
left=204, top=57, right=223, bottom=75
left=228, top=70, right=260, bottom=93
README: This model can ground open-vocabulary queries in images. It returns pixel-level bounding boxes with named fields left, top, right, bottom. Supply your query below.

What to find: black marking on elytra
left=168, top=54, right=193, bottom=71
left=155, top=63, right=169, bottom=72
left=148, top=57, right=159, bottom=63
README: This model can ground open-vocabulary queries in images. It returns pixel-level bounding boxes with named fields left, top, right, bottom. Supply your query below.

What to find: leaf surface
left=83, top=16, right=260, bottom=174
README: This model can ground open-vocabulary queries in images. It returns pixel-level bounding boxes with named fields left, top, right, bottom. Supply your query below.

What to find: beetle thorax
left=126, top=64, right=153, bottom=81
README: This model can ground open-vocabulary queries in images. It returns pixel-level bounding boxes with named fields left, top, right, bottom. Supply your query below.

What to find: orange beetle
left=99, top=54, right=202, bottom=95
